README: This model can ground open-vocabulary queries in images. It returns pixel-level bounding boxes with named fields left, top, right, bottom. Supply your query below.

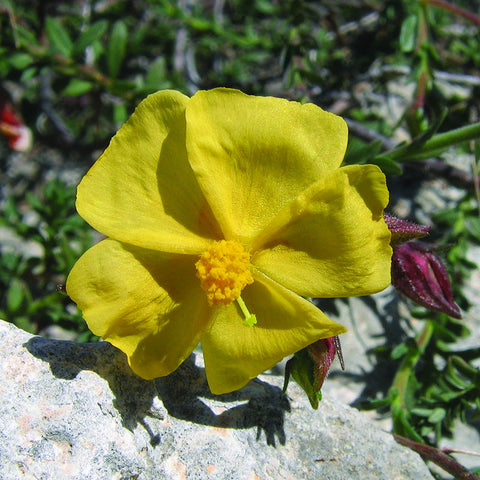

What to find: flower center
left=195, top=240, right=254, bottom=306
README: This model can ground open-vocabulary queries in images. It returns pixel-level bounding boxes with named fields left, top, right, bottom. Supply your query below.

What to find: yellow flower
left=66, top=88, right=392, bottom=394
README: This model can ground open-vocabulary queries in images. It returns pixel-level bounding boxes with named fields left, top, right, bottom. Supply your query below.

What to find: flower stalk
left=390, top=321, right=435, bottom=442
left=382, top=122, right=480, bottom=163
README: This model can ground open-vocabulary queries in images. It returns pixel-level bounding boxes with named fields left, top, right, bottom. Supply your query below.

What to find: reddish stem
left=394, top=434, right=480, bottom=480
left=424, top=0, right=480, bottom=28
left=412, top=70, right=427, bottom=111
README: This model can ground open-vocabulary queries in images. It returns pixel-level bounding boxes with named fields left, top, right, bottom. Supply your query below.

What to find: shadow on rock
left=24, top=336, right=289, bottom=446
left=156, top=358, right=290, bottom=446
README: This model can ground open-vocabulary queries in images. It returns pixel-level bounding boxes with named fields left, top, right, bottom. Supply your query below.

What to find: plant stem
left=389, top=321, right=434, bottom=440
left=394, top=434, right=480, bottom=480
left=385, top=122, right=480, bottom=162
left=422, top=0, right=480, bottom=28
left=392, top=322, right=434, bottom=407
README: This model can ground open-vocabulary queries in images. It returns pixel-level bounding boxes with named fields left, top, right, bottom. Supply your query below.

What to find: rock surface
left=0, top=319, right=434, bottom=480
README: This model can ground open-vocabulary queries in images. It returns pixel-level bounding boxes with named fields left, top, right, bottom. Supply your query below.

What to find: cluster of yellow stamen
left=195, top=240, right=254, bottom=306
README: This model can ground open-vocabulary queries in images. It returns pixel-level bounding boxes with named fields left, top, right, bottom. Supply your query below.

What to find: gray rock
left=0, top=319, right=434, bottom=480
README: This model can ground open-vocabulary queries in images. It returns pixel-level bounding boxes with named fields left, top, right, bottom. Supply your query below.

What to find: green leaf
left=16, top=25, right=38, bottom=47
left=436, top=390, right=468, bottom=402
left=433, top=207, right=458, bottom=225
left=26, top=192, right=43, bottom=212
left=45, top=17, right=73, bottom=58
left=391, top=342, right=409, bottom=360
left=399, top=15, right=417, bottom=53
left=344, top=139, right=383, bottom=165
left=8, top=53, right=33, bottom=70
left=360, top=395, right=394, bottom=410
left=383, top=109, right=448, bottom=162
left=61, top=79, right=94, bottom=97
left=21, top=67, right=38, bottom=83
left=145, top=57, right=167, bottom=89
left=411, top=407, right=434, bottom=417
left=428, top=408, right=446, bottom=423
left=75, top=20, right=109, bottom=54
left=14, top=316, right=36, bottom=334
left=466, top=217, right=480, bottom=242
left=392, top=405, right=423, bottom=442
left=113, top=103, right=128, bottom=125
left=107, top=20, right=128, bottom=79
left=7, top=279, right=25, bottom=313
left=369, top=156, right=403, bottom=175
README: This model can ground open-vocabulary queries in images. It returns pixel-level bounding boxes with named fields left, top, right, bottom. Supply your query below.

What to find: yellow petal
left=66, top=239, right=210, bottom=379
left=77, top=90, right=220, bottom=255
left=252, top=165, right=392, bottom=298
left=186, top=88, right=348, bottom=244
left=201, top=269, right=346, bottom=394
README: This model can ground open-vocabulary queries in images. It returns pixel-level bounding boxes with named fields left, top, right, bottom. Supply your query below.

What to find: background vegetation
left=1, top=1, right=480, bottom=477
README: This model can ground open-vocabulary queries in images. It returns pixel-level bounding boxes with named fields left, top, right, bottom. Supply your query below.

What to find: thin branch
left=394, top=434, right=480, bottom=480
left=423, top=0, right=480, bottom=28
left=345, top=118, right=479, bottom=191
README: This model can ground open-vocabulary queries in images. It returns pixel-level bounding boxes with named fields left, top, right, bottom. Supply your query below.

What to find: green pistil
left=236, top=296, right=257, bottom=327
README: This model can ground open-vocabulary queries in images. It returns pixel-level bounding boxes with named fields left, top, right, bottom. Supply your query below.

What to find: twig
left=421, top=157, right=479, bottom=191
left=442, top=447, right=480, bottom=458
left=423, top=0, right=480, bottom=29
left=345, top=118, right=396, bottom=149
left=394, top=434, right=480, bottom=480
left=365, top=65, right=480, bottom=88
left=345, top=118, right=479, bottom=191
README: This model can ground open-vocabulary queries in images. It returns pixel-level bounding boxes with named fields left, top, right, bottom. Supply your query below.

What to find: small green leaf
left=411, top=408, right=434, bottom=417
left=392, top=405, right=423, bottom=442
left=14, top=316, right=36, bottom=334
left=369, top=156, right=403, bottom=175
left=145, top=57, right=166, bottom=89
left=107, top=20, right=128, bottom=79
left=26, top=192, right=43, bottom=212
left=75, top=20, right=109, bottom=54
left=7, top=279, right=25, bottom=313
left=113, top=103, right=128, bottom=125
left=400, top=15, right=417, bottom=53
left=8, top=53, right=33, bottom=70
left=391, top=342, right=409, bottom=360
left=45, top=17, right=73, bottom=58
left=16, top=25, right=38, bottom=47
left=21, top=67, right=38, bottom=83
left=61, top=79, right=94, bottom=97
left=428, top=408, right=446, bottom=423
left=466, top=217, right=480, bottom=241
left=345, top=139, right=383, bottom=165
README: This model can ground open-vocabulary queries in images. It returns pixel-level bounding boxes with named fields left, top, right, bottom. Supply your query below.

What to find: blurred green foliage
left=0, top=179, right=94, bottom=340
left=2, top=0, right=480, bottom=474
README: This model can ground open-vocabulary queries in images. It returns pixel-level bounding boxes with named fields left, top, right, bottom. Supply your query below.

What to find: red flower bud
left=0, top=101, right=32, bottom=152
left=283, top=336, right=343, bottom=409
left=307, top=336, right=344, bottom=392
left=391, top=242, right=461, bottom=319
left=384, top=213, right=430, bottom=246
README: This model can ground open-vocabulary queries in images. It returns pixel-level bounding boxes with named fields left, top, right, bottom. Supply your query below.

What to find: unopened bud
left=283, top=336, right=343, bottom=409
left=392, top=242, right=461, bottom=319
left=384, top=213, right=430, bottom=247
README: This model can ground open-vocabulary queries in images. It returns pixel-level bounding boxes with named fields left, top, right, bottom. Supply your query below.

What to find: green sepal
left=283, top=349, right=320, bottom=410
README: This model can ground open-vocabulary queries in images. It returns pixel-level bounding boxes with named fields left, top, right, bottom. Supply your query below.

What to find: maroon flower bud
left=308, top=336, right=344, bottom=392
left=384, top=213, right=431, bottom=246
left=283, top=336, right=344, bottom=409
left=391, top=242, right=461, bottom=319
